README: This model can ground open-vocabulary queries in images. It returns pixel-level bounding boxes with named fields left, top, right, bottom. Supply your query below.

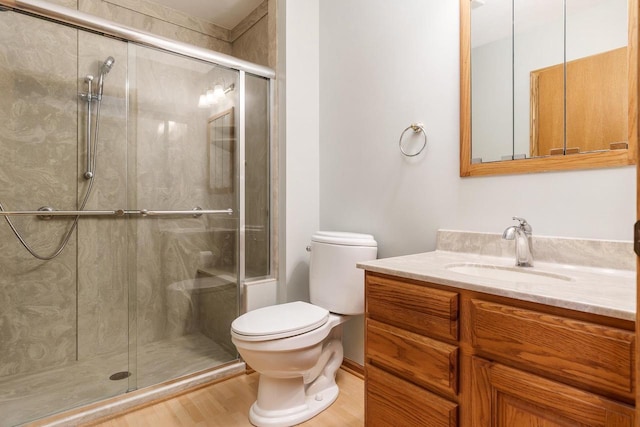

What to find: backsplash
left=436, top=230, right=635, bottom=271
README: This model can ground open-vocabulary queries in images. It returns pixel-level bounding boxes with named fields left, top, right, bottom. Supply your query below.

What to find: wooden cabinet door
left=469, top=299, right=635, bottom=401
left=471, top=357, right=634, bottom=427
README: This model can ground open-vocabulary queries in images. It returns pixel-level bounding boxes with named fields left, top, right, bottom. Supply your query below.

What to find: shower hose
left=0, top=92, right=104, bottom=260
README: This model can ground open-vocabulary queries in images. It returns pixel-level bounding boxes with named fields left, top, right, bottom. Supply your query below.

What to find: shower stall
left=0, top=1, right=274, bottom=425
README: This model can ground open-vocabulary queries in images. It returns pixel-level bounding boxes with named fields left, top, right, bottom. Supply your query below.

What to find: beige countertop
left=358, top=250, right=636, bottom=321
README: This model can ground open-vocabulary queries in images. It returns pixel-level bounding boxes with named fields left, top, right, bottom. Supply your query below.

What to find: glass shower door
left=127, top=44, right=240, bottom=388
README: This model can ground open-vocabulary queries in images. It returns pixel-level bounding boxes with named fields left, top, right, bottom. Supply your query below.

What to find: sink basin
left=445, top=263, right=573, bottom=284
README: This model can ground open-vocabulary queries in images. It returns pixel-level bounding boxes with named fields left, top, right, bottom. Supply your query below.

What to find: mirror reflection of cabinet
left=460, top=0, right=638, bottom=177
left=531, top=47, right=627, bottom=157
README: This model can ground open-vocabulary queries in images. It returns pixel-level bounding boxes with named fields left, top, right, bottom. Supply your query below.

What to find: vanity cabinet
left=364, top=271, right=635, bottom=426
left=471, top=358, right=633, bottom=426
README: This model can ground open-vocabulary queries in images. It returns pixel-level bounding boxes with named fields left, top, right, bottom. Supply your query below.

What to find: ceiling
left=149, top=0, right=265, bottom=30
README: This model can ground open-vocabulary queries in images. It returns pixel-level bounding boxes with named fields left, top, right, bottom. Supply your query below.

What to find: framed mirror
left=460, top=0, right=637, bottom=176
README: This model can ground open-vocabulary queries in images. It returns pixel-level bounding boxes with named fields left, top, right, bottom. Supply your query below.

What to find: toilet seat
left=231, top=301, right=329, bottom=341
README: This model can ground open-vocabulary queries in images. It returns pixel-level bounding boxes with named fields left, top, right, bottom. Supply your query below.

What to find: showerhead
left=97, top=56, right=115, bottom=99
left=100, top=56, right=115, bottom=75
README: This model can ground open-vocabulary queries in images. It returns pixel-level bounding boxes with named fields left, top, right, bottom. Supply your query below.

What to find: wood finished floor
left=85, top=369, right=364, bottom=427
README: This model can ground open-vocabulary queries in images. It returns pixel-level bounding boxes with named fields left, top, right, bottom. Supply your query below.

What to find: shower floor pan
left=0, top=333, right=235, bottom=427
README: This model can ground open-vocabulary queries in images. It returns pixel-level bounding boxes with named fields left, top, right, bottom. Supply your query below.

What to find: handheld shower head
left=97, top=56, right=115, bottom=98
left=100, top=56, right=115, bottom=75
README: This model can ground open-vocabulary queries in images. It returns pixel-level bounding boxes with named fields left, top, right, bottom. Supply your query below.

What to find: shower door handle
left=124, top=208, right=233, bottom=217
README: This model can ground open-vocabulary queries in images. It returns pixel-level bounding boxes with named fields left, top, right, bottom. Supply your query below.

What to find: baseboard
left=341, top=358, right=364, bottom=379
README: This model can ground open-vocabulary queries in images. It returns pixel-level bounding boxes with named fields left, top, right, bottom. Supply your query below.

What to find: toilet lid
left=311, top=231, right=377, bottom=247
left=231, top=301, right=329, bottom=341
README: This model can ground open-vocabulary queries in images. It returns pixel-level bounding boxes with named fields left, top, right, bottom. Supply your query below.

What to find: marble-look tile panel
left=267, top=0, right=277, bottom=69
left=0, top=250, right=77, bottom=377
left=198, top=282, right=237, bottom=354
left=437, top=229, right=635, bottom=271
left=128, top=46, right=240, bottom=352
left=0, top=12, right=78, bottom=377
left=133, top=218, right=166, bottom=345
left=42, top=0, right=78, bottom=8
left=105, top=0, right=231, bottom=41
left=162, top=228, right=234, bottom=339
left=76, top=31, right=129, bottom=361
left=79, top=0, right=233, bottom=55
left=232, top=15, right=270, bottom=68
left=245, top=74, right=270, bottom=277
left=0, top=13, right=78, bottom=210
left=230, top=0, right=268, bottom=42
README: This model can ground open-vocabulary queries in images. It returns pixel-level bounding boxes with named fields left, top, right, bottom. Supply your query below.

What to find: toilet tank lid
left=311, top=231, right=377, bottom=247
left=231, top=301, right=329, bottom=340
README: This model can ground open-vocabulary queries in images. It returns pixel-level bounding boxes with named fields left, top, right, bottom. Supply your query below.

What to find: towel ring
left=399, top=123, right=427, bottom=157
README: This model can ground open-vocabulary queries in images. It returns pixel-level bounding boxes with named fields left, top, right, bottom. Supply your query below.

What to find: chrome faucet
left=502, top=217, right=533, bottom=267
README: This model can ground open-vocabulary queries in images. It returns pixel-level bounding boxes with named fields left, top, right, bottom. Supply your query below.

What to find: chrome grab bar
left=133, top=209, right=233, bottom=217
left=0, top=208, right=233, bottom=218
left=0, top=210, right=116, bottom=217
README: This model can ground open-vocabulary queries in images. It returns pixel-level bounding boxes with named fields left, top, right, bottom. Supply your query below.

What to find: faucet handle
left=512, top=216, right=532, bottom=233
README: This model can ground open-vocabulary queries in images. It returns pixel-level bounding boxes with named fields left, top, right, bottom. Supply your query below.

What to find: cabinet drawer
left=367, top=318, right=458, bottom=396
left=470, top=299, right=635, bottom=400
left=366, top=364, right=458, bottom=427
left=366, top=273, right=459, bottom=341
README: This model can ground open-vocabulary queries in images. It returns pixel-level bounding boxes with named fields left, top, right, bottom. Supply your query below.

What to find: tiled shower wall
left=39, top=0, right=274, bottom=65
left=65, top=0, right=273, bottom=68
left=0, top=13, right=130, bottom=376
left=0, top=12, right=81, bottom=377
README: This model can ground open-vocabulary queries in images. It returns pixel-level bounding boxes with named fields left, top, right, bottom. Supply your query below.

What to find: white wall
left=318, top=0, right=634, bottom=257
left=278, top=0, right=635, bottom=364
left=316, top=0, right=635, bottom=362
left=279, top=0, right=320, bottom=303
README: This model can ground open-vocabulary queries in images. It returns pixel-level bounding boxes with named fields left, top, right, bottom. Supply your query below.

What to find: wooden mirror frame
left=460, top=0, right=638, bottom=177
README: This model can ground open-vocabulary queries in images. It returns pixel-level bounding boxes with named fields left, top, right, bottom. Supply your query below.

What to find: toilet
left=231, top=231, right=377, bottom=427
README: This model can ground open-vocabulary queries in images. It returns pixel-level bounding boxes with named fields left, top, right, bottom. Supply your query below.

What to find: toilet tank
left=309, top=231, right=377, bottom=315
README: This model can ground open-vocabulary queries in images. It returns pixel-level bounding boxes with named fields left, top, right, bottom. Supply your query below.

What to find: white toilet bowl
left=231, top=231, right=377, bottom=427
left=231, top=301, right=348, bottom=427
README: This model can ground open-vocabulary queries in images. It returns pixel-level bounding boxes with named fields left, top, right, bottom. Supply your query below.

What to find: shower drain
left=109, top=371, right=132, bottom=381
